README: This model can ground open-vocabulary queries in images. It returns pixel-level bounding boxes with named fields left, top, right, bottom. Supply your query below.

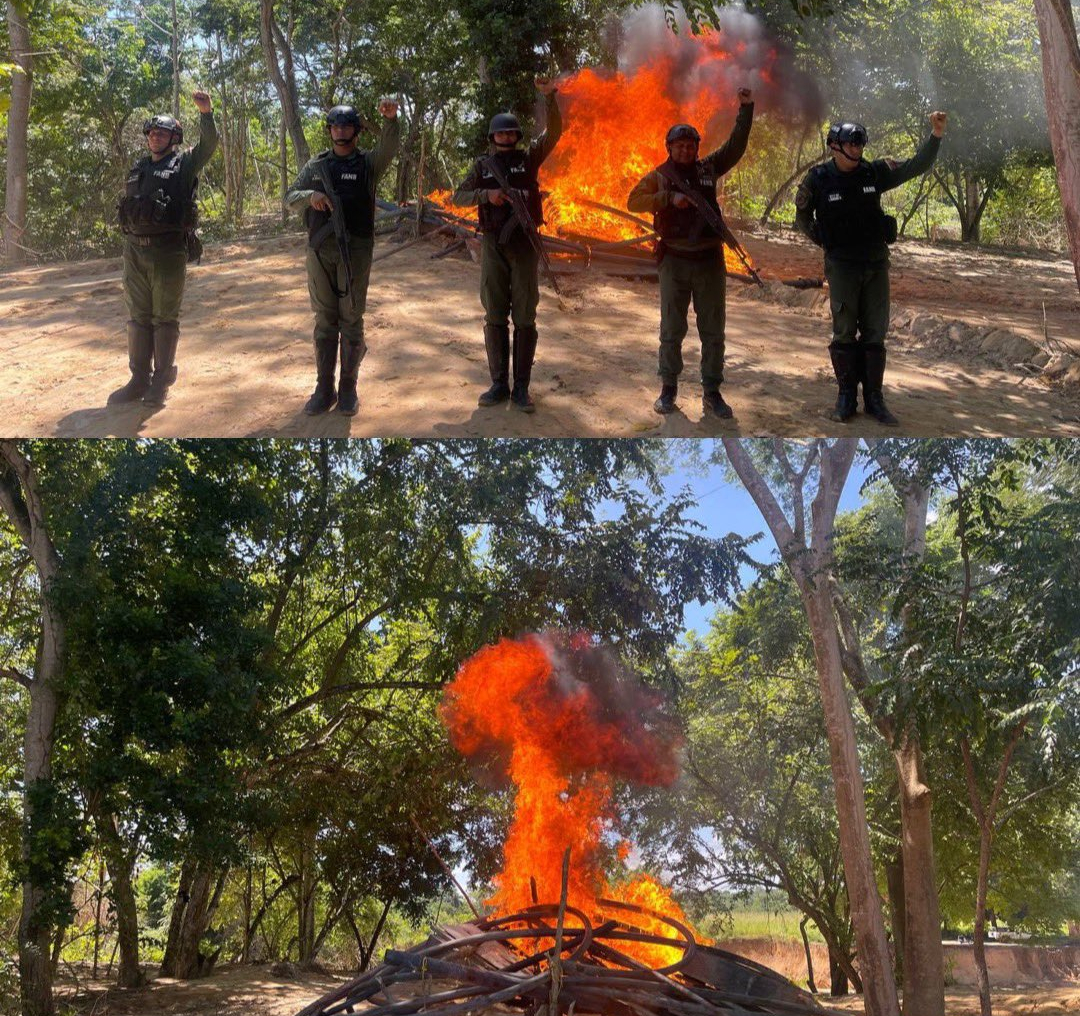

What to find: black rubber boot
left=702, top=388, right=733, bottom=419
left=862, top=345, right=899, bottom=426
left=828, top=345, right=859, bottom=423
left=479, top=324, right=511, bottom=406
left=143, top=321, right=180, bottom=407
left=337, top=336, right=366, bottom=416
left=108, top=321, right=154, bottom=404
left=654, top=384, right=677, bottom=415
left=511, top=325, right=538, bottom=413
left=304, top=336, right=339, bottom=415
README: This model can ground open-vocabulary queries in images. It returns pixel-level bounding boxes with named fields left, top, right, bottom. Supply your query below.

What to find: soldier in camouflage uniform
left=794, top=111, right=947, bottom=425
left=112, top=90, right=217, bottom=407
left=627, top=87, right=754, bottom=420
left=285, top=100, right=399, bottom=416
left=453, top=77, right=561, bottom=414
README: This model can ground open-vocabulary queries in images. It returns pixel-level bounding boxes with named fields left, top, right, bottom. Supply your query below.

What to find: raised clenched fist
left=193, top=90, right=212, bottom=113
left=929, top=111, right=947, bottom=136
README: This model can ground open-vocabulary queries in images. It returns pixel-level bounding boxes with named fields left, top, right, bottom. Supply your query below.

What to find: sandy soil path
left=2, top=230, right=1077, bottom=437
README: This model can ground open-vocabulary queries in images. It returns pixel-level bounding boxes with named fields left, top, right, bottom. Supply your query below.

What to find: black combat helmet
left=827, top=122, right=869, bottom=148
left=325, top=105, right=362, bottom=133
left=143, top=114, right=183, bottom=146
left=665, top=124, right=701, bottom=147
left=488, top=112, right=522, bottom=143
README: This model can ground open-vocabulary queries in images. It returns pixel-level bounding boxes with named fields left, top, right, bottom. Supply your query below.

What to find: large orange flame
left=441, top=634, right=697, bottom=966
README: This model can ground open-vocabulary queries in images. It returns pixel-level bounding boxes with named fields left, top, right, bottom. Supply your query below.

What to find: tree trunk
left=1, top=444, right=66, bottom=1016
left=895, top=734, right=945, bottom=1016
left=884, top=851, right=905, bottom=982
left=1033, top=0, right=1080, bottom=292
left=723, top=439, right=900, bottom=1016
left=799, top=916, right=818, bottom=994
left=259, top=0, right=310, bottom=169
left=3, top=0, right=33, bottom=264
left=297, top=832, right=317, bottom=966
left=803, top=583, right=897, bottom=1015
left=95, top=814, right=144, bottom=989
left=829, top=948, right=849, bottom=996
left=174, top=867, right=212, bottom=978
left=970, top=814, right=994, bottom=1016
left=160, top=857, right=195, bottom=977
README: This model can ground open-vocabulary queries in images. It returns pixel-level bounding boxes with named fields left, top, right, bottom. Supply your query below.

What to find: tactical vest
left=653, top=159, right=723, bottom=243
left=118, top=151, right=197, bottom=236
left=304, top=150, right=375, bottom=243
left=811, top=161, right=895, bottom=251
left=475, top=151, right=544, bottom=237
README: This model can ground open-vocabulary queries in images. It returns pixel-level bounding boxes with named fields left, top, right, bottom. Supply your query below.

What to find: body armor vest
left=811, top=161, right=895, bottom=250
left=304, top=150, right=376, bottom=243
left=475, top=151, right=544, bottom=237
left=653, top=159, right=724, bottom=243
left=118, top=151, right=196, bottom=236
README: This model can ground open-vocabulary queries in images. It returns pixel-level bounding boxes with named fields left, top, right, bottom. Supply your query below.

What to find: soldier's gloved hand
left=929, top=111, right=947, bottom=137
left=486, top=189, right=508, bottom=206
left=193, top=90, right=213, bottom=113
left=310, top=192, right=334, bottom=212
left=379, top=98, right=399, bottom=119
left=737, top=87, right=753, bottom=105
left=670, top=193, right=691, bottom=209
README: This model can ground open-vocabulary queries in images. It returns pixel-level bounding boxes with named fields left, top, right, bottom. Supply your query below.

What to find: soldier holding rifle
left=285, top=99, right=399, bottom=416
left=627, top=88, right=754, bottom=420
left=453, top=76, right=562, bottom=414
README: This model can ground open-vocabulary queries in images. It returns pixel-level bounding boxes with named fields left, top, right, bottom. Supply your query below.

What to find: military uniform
left=627, top=102, right=753, bottom=416
left=285, top=116, right=400, bottom=414
left=794, top=132, right=941, bottom=421
left=453, top=92, right=562, bottom=411
left=114, top=111, right=217, bottom=405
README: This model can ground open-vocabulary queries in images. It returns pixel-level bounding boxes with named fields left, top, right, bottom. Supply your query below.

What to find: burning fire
left=429, top=11, right=822, bottom=277
left=440, top=633, right=697, bottom=967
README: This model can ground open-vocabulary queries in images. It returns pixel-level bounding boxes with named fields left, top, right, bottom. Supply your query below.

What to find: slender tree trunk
left=297, top=833, right=316, bottom=966
left=174, top=867, right=212, bottom=978
left=895, top=734, right=944, bottom=1016
left=259, top=0, right=310, bottom=168
left=1033, top=0, right=1080, bottom=292
left=3, top=0, right=33, bottom=264
left=724, top=439, right=900, bottom=1016
left=94, top=814, right=144, bottom=989
left=884, top=851, right=905, bottom=982
left=170, top=0, right=180, bottom=119
left=799, top=916, right=818, bottom=994
left=1, top=443, right=65, bottom=1016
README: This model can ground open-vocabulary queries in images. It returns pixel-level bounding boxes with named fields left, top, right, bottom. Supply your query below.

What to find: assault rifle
left=656, top=163, right=764, bottom=287
left=482, top=156, right=566, bottom=310
left=314, top=158, right=356, bottom=310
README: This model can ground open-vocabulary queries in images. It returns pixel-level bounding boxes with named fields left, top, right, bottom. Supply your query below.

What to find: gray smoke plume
left=617, top=4, right=826, bottom=127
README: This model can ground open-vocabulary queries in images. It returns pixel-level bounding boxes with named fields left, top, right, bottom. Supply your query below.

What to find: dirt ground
left=55, top=963, right=1080, bottom=1016
left=1, top=228, right=1078, bottom=438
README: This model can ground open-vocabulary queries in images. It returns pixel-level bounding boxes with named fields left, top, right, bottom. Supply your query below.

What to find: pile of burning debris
left=294, top=897, right=830, bottom=1016
left=374, top=199, right=822, bottom=292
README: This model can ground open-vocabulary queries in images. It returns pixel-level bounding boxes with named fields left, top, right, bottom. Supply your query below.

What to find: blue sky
left=654, top=448, right=874, bottom=637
